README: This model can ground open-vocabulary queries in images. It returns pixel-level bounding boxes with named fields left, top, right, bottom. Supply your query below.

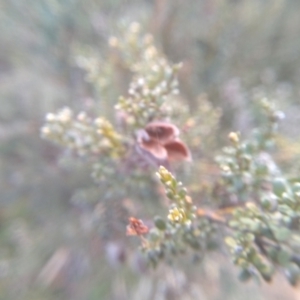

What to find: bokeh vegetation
left=1, top=0, right=300, bottom=299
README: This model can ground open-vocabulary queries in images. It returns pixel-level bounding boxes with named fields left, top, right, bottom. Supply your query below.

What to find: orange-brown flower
left=126, top=217, right=149, bottom=236
left=136, top=121, right=191, bottom=165
left=145, top=121, right=179, bottom=144
left=164, top=139, right=191, bottom=162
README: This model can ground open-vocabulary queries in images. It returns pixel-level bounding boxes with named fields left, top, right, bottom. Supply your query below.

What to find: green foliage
left=3, top=0, right=300, bottom=299
left=141, top=166, right=215, bottom=267
left=42, top=23, right=300, bottom=288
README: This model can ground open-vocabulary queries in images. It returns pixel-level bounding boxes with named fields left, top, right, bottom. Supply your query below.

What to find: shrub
left=42, top=24, right=300, bottom=287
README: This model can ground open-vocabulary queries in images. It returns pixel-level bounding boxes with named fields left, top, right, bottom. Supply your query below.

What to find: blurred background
left=1, top=0, right=300, bottom=299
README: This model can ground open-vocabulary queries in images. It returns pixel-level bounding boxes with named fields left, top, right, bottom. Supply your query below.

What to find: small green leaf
left=228, top=220, right=239, bottom=228
left=225, top=236, right=236, bottom=247
left=238, top=269, right=252, bottom=282
left=154, top=216, right=167, bottom=230
left=178, top=188, right=187, bottom=198
left=244, top=233, right=255, bottom=242
left=276, top=249, right=291, bottom=266
left=292, top=182, right=300, bottom=193
left=260, top=266, right=273, bottom=282
left=285, top=264, right=300, bottom=286
left=273, top=227, right=291, bottom=242
left=148, top=228, right=161, bottom=242
left=272, top=177, right=289, bottom=196
left=267, top=248, right=278, bottom=261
